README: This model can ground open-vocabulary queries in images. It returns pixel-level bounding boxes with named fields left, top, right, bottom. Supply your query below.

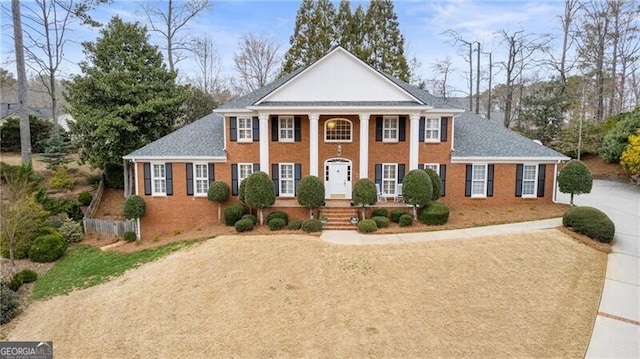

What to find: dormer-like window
left=325, top=119, right=352, bottom=142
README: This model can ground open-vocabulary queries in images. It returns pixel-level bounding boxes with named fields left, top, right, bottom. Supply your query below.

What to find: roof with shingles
left=123, top=113, right=225, bottom=159
left=453, top=112, right=569, bottom=159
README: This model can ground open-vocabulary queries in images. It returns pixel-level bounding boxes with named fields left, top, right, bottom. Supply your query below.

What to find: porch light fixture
left=336, top=144, right=342, bottom=156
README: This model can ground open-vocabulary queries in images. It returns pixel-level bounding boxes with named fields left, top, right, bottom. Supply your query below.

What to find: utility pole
left=482, top=51, right=493, bottom=121
left=475, top=41, right=481, bottom=114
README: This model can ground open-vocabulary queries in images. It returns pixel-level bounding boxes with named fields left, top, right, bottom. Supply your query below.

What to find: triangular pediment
left=257, top=47, right=421, bottom=104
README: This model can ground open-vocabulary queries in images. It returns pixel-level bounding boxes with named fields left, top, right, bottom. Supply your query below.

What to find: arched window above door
left=324, top=118, right=352, bottom=142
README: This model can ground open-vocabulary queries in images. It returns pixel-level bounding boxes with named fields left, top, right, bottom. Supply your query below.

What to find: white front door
left=325, top=160, right=352, bottom=199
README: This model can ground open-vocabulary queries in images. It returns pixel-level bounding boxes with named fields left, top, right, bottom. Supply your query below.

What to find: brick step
left=320, top=208, right=360, bottom=230
left=323, top=223, right=357, bottom=230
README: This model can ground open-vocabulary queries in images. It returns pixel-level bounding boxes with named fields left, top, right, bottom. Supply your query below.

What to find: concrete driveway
left=556, top=179, right=640, bottom=358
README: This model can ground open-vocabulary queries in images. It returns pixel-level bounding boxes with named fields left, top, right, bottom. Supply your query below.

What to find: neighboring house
left=0, top=102, right=72, bottom=130
left=124, top=47, right=569, bottom=238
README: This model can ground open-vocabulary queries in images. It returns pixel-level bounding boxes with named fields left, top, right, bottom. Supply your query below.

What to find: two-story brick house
left=123, top=47, right=568, bottom=238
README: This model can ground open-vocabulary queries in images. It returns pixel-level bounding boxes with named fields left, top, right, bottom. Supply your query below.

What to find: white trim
left=122, top=156, right=226, bottom=162
left=423, top=163, right=440, bottom=174
left=151, top=162, right=167, bottom=197
left=237, top=116, right=253, bottom=143
left=193, top=162, right=209, bottom=197
left=278, top=163, right=295, bottom=197
left=470, top=163, right=488, bottom=198
left=521, top=164, right=538, bottom=198
left=452, top=156, right=569, bottom=163
left=247, top=106, right=433, bottom=113
left=409, top=114, right=420, bottom=170
left=381, top=163, right=398, bottom=196
left=359, top=113, right=370, bottom=179
left=382, top=115, right=399, bottom=142
left=424, top=117, right=441, bottom=143
left=324, top=158, right=353, bottom=199
left=212, top=108, right=253, bottom=114
left=324, top=118, right=353, bottom=143
left=278, top=115, right=295, bottom=142
left=237, top=163, right=254, bottom=185
left=309, top=113, right=319, bottom=176
left=552, top=162, right=559, bottom=203
left=259, top=115, right=269, bottom=173
left=133, top=161, right=139, bottom=196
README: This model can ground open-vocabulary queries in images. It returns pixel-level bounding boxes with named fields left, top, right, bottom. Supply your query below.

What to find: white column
left=309, top=113, right=319, bottom=176
left=259, top=114, right=269, bottom=174
left=359, top=113, right=370, bottom=179
left=409, top=114, right=421, bottom=170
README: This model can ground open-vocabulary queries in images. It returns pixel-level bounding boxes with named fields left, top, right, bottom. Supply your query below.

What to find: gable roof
left=453, top=112, right=569, bottom=161
left=123, top=113, right=225, bottom=160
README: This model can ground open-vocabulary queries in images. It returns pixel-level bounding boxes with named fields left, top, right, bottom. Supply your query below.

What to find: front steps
left=320, top=207, right=359, bottom=230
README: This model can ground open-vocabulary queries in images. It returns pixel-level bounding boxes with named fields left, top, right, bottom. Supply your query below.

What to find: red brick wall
left=418, top=116, right=453, bottom=164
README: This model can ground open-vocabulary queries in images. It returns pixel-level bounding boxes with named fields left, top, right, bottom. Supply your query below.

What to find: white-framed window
left=279, top=163, right=295, bottom=197
left=194, top=163, right=209, bottom=196
left=471, top=164, right=487, bottom=198
left=325, top=118, right=352, bottom=142
left=237, top=117, right=253, bottom=142
left=238, top=163, right=254, bottom=184
left=424, top=163, right=440, bottom=175
left=425, top=117, right=440, bottom=142
left=151, top=163, right=166, bottom=195
left=279, top=116, right=294, bottom=142
left=382, top=163, right=397, bottom=195
left=383, top=115, right=398, bottom=142
left=522, top=164, right=537, bottom=197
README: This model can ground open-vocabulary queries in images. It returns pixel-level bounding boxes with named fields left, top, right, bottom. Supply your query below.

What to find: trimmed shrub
left=241, top=214, right=258, bottom=225
left=49, top=165, right=74, bottom=190
left=224, top=203, right=246, bottom=226
left=403, top=170, right=432, bottom=218
left=288, top=219, right=303, bottom=230
left=7, top=275, right=22, bottom=292
left=399, top=214, right=413, bottom=227
left=391, top=209, right=408, bottom=223
left=123, top=231, right=137, bottom=242
left=420, top=202, right=450, bottom=225
left=78, top=191, right=93, bottom=206
left=15, top=269, right=38, bottom=283
left=371, top=209, right=388, bottom=218
left=29, top=234, right=67, bottom=263
left=124, top=195, right=146, bottom=219
left=371, top=216, right=390, bottom=228
left=563, top=206, right=615, bottom=243
left=558, top=160, right=593, bottom=205
left=235, top=218, right=254, bottom=232
left=58, top=218, right=84, bottom=243
left=296, top=176, right=325, bottom=217
left=423, top=168, right=441, bottom=201
left=352, top=178, right=377, bottom=206
left=268, top=218, right=286, bottom=231
left=302, top=219, right=323, bottom=233
left=267, top=211, right=289, bottom=225
left=357, top=219, right=378, bottom=233
left=0, top=278, right=20, bottom=325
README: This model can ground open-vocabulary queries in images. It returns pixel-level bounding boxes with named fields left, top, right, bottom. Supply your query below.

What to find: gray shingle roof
left=453, top=112, right=569, bottom=160
left=257, top=101, right=424, bottom=107
left=124, top=113, right=225, bottom=159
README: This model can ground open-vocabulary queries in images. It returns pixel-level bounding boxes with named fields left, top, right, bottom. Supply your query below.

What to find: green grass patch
left=33, top=241, right=200, bottom=300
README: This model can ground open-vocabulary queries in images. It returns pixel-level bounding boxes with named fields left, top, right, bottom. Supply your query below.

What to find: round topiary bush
left=420, top=202, right=450, bottom=226
left=235, top=218, right=254, bottom=232
left=77, top=191, right=93, bottom=206
left=423, top=168, right=441, bottom=201
left=123, top=195, right=146, bottom=219
left=123, top=231, right=137, bottom=242
left=302, top=219, right=323, bottom=233
left=357, top=219, right=378, bottom=233
left=268, top=218, right=286, bottom=231
left=399, top=214, right=413, bottom=227
left=29, top=234, right=67, bottom=263
left=563, top=206, right=615, bottom=243
left=371, top=216, right=390, bottom=228
left=371, top=209, right=388, bottom=218
left=7, top=275, right=22, bottom=292
left=224, top=203, right=247, bottom=226
left=288, top=219, right=303, bottom=230
left=242, top=214, right=258, bottom=225
left=391, top=209, right=408, bottom=223
left=0, top=278, right=20, bottom=325
left=15, top=269, right=38, bottom=283
left=58, top=218, right=84, bottom=243
left=267, top=211, right=289, bottom=225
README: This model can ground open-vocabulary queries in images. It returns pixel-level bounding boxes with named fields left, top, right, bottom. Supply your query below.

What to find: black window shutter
left=231, top=164, right=238, bottom=195
left=465, top=165, right=472, bottom=197
left=165, top=163, right=173, bottom=195
left=143, top=163, right=151, bottom=195
left=208, top=163, right=215, bottom=185
left=515, top=164, right=523, bottom=197
left=271, top=116, right=278, bottom=141
left=440, top=117, right=448, bottom=142
left=375, top=116, right=383, bottom=141
left=253, top=163, right=260, bottom=172
left=186, top=163, right=194, bottom=196
left=419, top=117, right=425, bottom=142
left=294, top=164, right=302, bottom=192
left=399, top=116, right=406, bottom=141
left=375, top=164, right=382, bottom=189
left=229, top=117, right=237, bottom=141
left=440, top=164, right=446, bottom=197
left=272, top=164, right=279, bottom=196
left=398, top=164, right=406, bottom=183
left=537, top=164, right=546, bottom=197
left=487, top=164, right=494, bottom=197
left=418, top=164, right=424, bottom=170
left=294, top=116, right=301, bottom=142
left=252, top=117, right=259, bottom=141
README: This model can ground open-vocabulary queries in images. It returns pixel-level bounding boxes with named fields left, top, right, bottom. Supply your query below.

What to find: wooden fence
left=84, top=176, right=105, bottom=219
left=83, top=217, right=136, bottom=238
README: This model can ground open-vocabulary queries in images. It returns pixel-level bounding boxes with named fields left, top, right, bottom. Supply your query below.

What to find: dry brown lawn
left=6, top=230, right=606, bottom=358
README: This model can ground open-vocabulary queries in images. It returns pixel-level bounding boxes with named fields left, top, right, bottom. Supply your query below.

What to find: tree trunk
left=217, top=203, right=221, bottom=224
left=412, top=205, right=417, bottom=221
left=570, top=193, right=574, bottom=206
left=309, top=208, right=313, bottom=219
left=258, top=208, right=264, bottom=225
left=12, top=0, right=31, bottom=164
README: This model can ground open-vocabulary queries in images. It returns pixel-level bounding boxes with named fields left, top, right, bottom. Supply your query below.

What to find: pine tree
left=39, top=127, right=73, bottom=170
left=364, top=0, right=411, bottom=81
left=335, top=0, right=353, bottom=49
left=351, top=5, right=369, bottom=62
left=65, top=17, right=187, bottom=169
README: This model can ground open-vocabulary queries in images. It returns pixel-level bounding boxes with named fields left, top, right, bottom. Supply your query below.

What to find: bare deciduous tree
left=192, top=34, right=222, bottom=95
left=11, top=0, right=31, bottom=164
left=141, top=0, right=211, bottom=73
left=233, top=32, right=281, bottom=94
left=430, top=56, right=453, bottom=100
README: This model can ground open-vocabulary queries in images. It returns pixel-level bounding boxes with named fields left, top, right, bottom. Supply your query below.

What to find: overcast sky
left=1, top=0, right=569, bottom=95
